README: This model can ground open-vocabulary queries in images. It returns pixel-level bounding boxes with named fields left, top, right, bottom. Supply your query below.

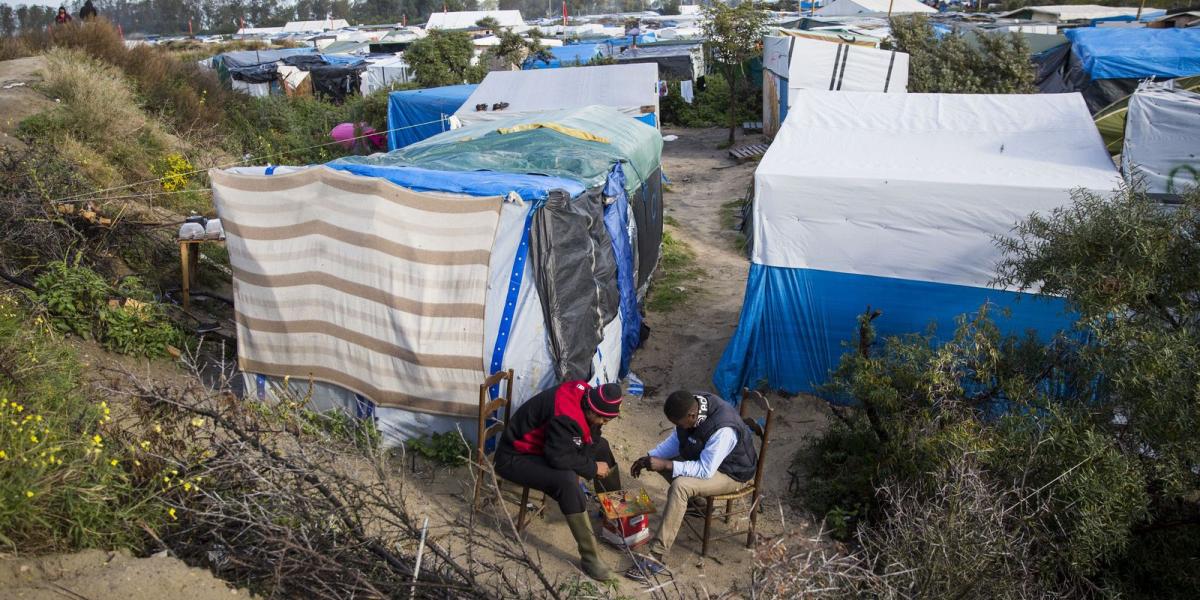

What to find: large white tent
left=282, top=19, right=350, bottom=33
left=715, top=91, right=1121, bottom=400
left=787, top=35, right=908, bottom=99
left=454, top=64, right=660, bottom=127
left=817, top=0, right=935, bottom=15
left=426, top=10, right=524, bottom=30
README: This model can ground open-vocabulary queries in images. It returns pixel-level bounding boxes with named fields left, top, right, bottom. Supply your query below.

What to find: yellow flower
left=153, top=423, right=162, bottom=434
left=0, top=450, right=6, bottom=459
left=183, top=482, right=192, bottom=492
left=134, top=459, right=141, bottom=466
left=168, top=508, right=177, bottom=520
left=109, top=459, right=119, bottom=466
left=29, top=434, right=38, bottom=443
left=139, top=440, right=150, bottom=450
left=190, top=417, right=204, bottom=428
left=25, top=491, right=34, bottom=498
left=91, top=434, right=103, bottom=446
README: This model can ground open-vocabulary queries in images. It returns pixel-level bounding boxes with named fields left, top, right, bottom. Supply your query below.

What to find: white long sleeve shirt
left=647, top=427, right=737, bottom=479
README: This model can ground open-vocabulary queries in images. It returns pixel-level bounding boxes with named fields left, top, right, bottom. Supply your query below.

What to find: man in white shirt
left=625, top=390, right=758, bottom=580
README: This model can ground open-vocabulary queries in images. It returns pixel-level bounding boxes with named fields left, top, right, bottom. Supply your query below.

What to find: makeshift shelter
left=1094, top=74, right=1200, bottom=154
left=359, top=55, right=413, bottom=95
left=762, top=34, right=907, bottom=138
left=455, top=64, right=660, bottom=127
left=282, top=19, right=350, bottom=33
left=816, top=0, right=935, bottom=16
left=714, top=92, right=1120, bottom=401
left=385, top=84, right=477, bottom=150
left=1038, top=27, right=1200, bottom=112
left=425, top=10, right=523, bottom=29
left=211, top=106, right=663, bottom=444
left=999, top=5, right=1161, bottom=23
left=1121, top=82, right=1200, bottom=200
left=212, top=47, right=315, bottom=84
left=615, top=42, right=705, bottom=81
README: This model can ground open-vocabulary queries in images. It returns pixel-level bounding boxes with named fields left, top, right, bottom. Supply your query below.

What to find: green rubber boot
left=565, top=512, right=614, bottom=582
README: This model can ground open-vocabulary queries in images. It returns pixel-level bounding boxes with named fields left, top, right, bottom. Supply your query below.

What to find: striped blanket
left=211, top=166, right=503, bottom=416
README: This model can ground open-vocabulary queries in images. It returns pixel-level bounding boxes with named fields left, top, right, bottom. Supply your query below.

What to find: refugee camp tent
left=615, top=42, right=705, bottom=81
left=210, top=106, right=663, bottom=445
left=1121, top=82, right=1200, bottom=200
left=816, top=0, right=935, bottom=16
left=282, top=19, right=350, bottom=33
left=212, top=47, right=316, bottom=83
left=714, top=92, right=1120, bottom=401
left=359, top=55, right=413, bottom=95
left=524, top=43, right=606, bottom=69
left=999, top=5, right=1160, bottom=23
left=425, top=10, right=523, bottom=29
left=1093, top=74, right=1200, bottom=153
left=385, top=84, right=477, bottom=150
left=454, top=64, right=660, bottom=127
left=1038, top=27, right=1200, bottom=112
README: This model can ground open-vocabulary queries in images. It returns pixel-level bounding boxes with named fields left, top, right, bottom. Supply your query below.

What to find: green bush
left=406, top=431, right=471, bottom=467
left=0, top=292, right=170, bottom=553
left=660, top=73, right=759, bottom=128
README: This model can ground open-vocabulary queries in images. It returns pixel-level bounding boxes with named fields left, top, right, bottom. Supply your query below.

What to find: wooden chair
left=470, top=370, right=543, bottom=532
left=687, top=388, right=775, bottom=557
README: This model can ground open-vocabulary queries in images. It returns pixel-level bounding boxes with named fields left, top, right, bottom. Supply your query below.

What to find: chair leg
left=517, top=486, right=531, bottom=532
left=701, top=496, right=715, bottom=557
left=746, top=492, right=761, bottom=548
left=724, top=499, right=733, bottom=524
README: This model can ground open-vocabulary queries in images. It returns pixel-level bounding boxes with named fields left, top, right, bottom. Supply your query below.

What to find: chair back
left=739, top=388, right=775, bottom=493
left=476, top=370, right=515, bottom=465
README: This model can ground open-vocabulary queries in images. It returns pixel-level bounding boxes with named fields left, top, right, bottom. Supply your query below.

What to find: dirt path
left=0, top=56, right=52, bottom=151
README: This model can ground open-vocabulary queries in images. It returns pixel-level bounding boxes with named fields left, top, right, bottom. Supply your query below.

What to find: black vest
left=675, top=393, right=758, bottom=482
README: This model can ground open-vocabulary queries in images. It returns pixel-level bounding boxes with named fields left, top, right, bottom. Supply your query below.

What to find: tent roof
left=342, top=105, right=662, bottom=194
left=283, top=19, right=350, bottom=32
left=816, top=0, right=935, bottom=16
left=425, top=10, right=523, bottom=29
left=454, top=64, right=658, bottom=123
left=219, top=47, right=316, bottom=69
left=999, top=4, right=1153, bottom=20
left=754, top=91, right=1120, bottom=288
left=1064, top=27, right=1200, bottom=80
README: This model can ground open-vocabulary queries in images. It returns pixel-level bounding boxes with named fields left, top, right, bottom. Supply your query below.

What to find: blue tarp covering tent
left=385, top=84, right=476, bottom=150
left=715, top=92, right=1120, bottom=402
left=1064, top=27, right=1200, bottom=80
left=524, top=43, right=605, bottom=69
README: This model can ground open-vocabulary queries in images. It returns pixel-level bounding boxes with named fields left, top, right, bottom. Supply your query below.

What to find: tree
left=890, top=14, right=1035, bottom=93
left=479, top=19, right=551, bottom=70
left=701, top=1, right=768, bottom=146
left=0, top=5, right=15, bottom=37
left=404, top=29, right=484, bottom=88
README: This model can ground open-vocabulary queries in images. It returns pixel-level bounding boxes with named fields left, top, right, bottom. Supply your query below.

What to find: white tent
left=715, top=91, right=1120, bottom=399
left=426, top=10, right=524, bottom=30
left=817, top=0, right=935, bottom=16
left=999, top=5, right=1151, bottom=22
left=787, top=35, right=908, bottom=99
left=359, top=55, right=413, bottom=95
left=282, top=19, right=350, bottom=33
left=1122, top=81, right=1200, bottom=198
left=454, top=64, right=660, bottom=127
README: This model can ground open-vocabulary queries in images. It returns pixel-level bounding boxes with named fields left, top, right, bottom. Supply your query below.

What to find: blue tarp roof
left=524, top=43, right=604, bottom=69
left=1065, top=27, right=1200, bottom=80
left=323, top=162, right=585, bottom=200
left=385, top=84, right=477, bottom=150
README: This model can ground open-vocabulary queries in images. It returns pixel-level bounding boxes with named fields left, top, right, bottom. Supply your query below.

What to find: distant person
left=79, top=0, right=98, bottom=20
left=54, top=6, right=72, bottom=25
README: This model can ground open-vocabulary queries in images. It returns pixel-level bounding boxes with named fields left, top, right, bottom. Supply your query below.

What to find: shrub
left=406, top=431, right=471, bottom=467
left=0, top=292, right=169, bottom=553
left=890, top=15, right=1036, bottom=94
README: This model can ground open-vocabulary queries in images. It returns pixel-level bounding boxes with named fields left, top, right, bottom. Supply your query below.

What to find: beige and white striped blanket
left=211, top=166, right=503, bottom=416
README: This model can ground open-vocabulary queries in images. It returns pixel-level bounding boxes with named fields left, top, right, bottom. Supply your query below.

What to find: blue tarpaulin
left=385, top=84, right=477, bottom=150
left=1065, top=28, right=1200, bottom=80
left=602, top=164, right=641, bottom=377
left=524, top=43, right=604, bottom=69
left=324, top=162, right=585, bottom=201
left=713, top=265, right=1072, bottom=402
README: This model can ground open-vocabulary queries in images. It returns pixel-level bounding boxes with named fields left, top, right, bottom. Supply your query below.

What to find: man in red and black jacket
left=496, top=381, right=623, bottom=582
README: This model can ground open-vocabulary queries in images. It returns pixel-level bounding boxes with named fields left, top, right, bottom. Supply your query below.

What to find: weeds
left=406, top=430, right=471, bottom=467
left=647, top=229, right=705, bottom=313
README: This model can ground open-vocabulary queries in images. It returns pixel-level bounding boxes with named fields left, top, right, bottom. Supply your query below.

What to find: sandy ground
left=0, top=550, right=250, bottom=600
left=0, top=56, right=52, bottom=151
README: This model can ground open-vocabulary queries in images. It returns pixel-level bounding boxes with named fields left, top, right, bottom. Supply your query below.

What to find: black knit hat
left=586, top=383, right=623, bottom=418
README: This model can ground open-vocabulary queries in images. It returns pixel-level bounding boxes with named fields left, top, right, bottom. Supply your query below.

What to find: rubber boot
left=565, top=512, right=614, bottom=582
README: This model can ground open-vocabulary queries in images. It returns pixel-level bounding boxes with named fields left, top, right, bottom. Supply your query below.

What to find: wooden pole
left=1136, top=0, right=1146, bottom=21
left=886, top=0, right=895, bottom=19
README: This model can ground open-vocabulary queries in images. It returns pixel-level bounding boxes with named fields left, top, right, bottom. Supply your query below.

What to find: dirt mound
left=0, top=549, right=251, bottom=600
left=0, top=56, right=53, bottom=151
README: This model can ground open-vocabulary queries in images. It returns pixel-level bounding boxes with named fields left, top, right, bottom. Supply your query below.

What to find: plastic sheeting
left=370, top=105, right=662, bottom=196
left=530, top=189, right=620, bottom=381
left=325, top=162, right=585, bottom=201
left=454, top=64, right=660, bottom=127
left=1122, top=82, right=1200, bottom=198
left=713, top=265, right=1073, bottom=400
left=1064, top=28, right=1200, bottom=80
left=786, top=36, right=908, bottom=97
left=616, top=43, right=704, bottom=81
left=715, top=91, right=1121, bottom=400
left=309, top=64, right=366, bottom=103
left=219, top=47, right=315, bottom=70
left=602, top=164, right=641, bottom=377
left=384, top=84, right=476, bottom=150
left=817, top=0, right=935, bottom=15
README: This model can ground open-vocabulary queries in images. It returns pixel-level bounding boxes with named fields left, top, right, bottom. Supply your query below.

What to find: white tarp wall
left=360, top=56, right=414, bottom=95
left=426, top=10, right=523, bottom=29
left=1122, top=81, right=1200, bottom=198
left=714, top=92, right=1120, bottom=399
left=454, top=64, right=660, bottom=126
left=787, top=36, right=908, bottom=99
left=817, top=0, right=935, bottom=16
